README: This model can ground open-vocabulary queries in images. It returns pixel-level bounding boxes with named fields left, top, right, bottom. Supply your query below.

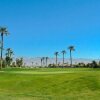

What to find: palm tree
left=32, top=62, right=34, bottom=67
left=0, top=27, right=9, bottom=69
left=6, top=48, right=10, bottom=57
left=41, top=57, right=45, bottom=66
left=61, top=50, right=66, bottom=64
left=45, top=57, right=49, bottom=67
left=9, top=50, right=14, bottom=58
left=41, top=58, right=43, bottom=66
left=54, top=52, right=59, bottom=65
left=5, top=48, right=13, bottom=67
left=68, top=46, right=75, bottom=67
left=42, top=57, right=45, bottom=66
left=6, top=48, right=13, bottom=57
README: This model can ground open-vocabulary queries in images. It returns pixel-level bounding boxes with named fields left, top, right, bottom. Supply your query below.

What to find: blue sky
left=0, top=0, right=100, bottom=59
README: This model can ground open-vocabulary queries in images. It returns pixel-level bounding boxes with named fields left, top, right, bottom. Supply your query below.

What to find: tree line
left=0, top=26, right=24, bottom=68
left=0, top=26, right=100, bottom=68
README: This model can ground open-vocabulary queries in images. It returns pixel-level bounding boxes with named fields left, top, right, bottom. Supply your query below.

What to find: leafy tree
left=98, top=61, right=100, bottom=68
left=48, top=63, right=56, bottom=68
left=5, top=48, right=14, bottom=67
left=16, top=58, right=23, bottom=67
left=0, top=27, right=9, bottom=69
left=11, top=62, right=16, bottom=67
left=5, top=56, right=11, bottom=67
left=91, top=61, right=98, bottom=68
left=75, top=62, right=85, bottom=68
left=0, top=59, right=6, bottom=68
left=68, top=46, right=75, bottom=67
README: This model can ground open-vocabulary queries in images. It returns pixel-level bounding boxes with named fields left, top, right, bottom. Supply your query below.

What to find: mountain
left=21, top=57, right=100, bottom=67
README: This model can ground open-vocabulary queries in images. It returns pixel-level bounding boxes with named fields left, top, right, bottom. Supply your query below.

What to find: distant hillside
left=21, top=57, right=100, bottom=66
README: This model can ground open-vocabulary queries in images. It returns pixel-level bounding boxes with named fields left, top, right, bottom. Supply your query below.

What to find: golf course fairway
left=0, top=68, right=100, bottom=100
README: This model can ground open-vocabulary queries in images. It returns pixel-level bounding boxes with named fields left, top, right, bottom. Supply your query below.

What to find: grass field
left=0, top=68, right=100, bottom=100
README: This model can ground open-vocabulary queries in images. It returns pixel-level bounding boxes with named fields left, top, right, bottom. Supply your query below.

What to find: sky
left=0, top=0, right=100, bottom=59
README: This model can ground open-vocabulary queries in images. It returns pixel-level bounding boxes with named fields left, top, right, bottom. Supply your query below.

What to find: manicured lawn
left=0, top=68, right=100, bottom=100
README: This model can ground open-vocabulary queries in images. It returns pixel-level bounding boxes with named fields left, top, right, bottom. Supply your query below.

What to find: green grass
left=0, top=68, right=100, bottom=100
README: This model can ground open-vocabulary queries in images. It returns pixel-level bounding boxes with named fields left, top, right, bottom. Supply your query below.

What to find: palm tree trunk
left=43, top=59, right=45, bottom=67
left=63, top=53, right=64, bottom=64
left=46, top=59, right=47, bottom=67
left=56, top=55, right=57, bottom=65
left=70, top=50, right=72, bottom=67
left=41, top=60, right=42, bottom=66
left=9, top=51, right=10, bottom=58
left=0, top=34, right=3, bottom=69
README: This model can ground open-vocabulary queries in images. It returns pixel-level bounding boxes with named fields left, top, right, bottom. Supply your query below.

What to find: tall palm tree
left=54, top=52, right=59, bottom=65
left=68, top=46, right=75, bottom=67
left=45, top=57, right=49, bottom=67
left=0, top=27, right=9, bottom=69
left=42, top=57, right=45, bottom=66
left=41, top=58, right=43, bottom=66
left=61, top=50, right=66, bottom=64
left=32, top=62, right=34, bottom=67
